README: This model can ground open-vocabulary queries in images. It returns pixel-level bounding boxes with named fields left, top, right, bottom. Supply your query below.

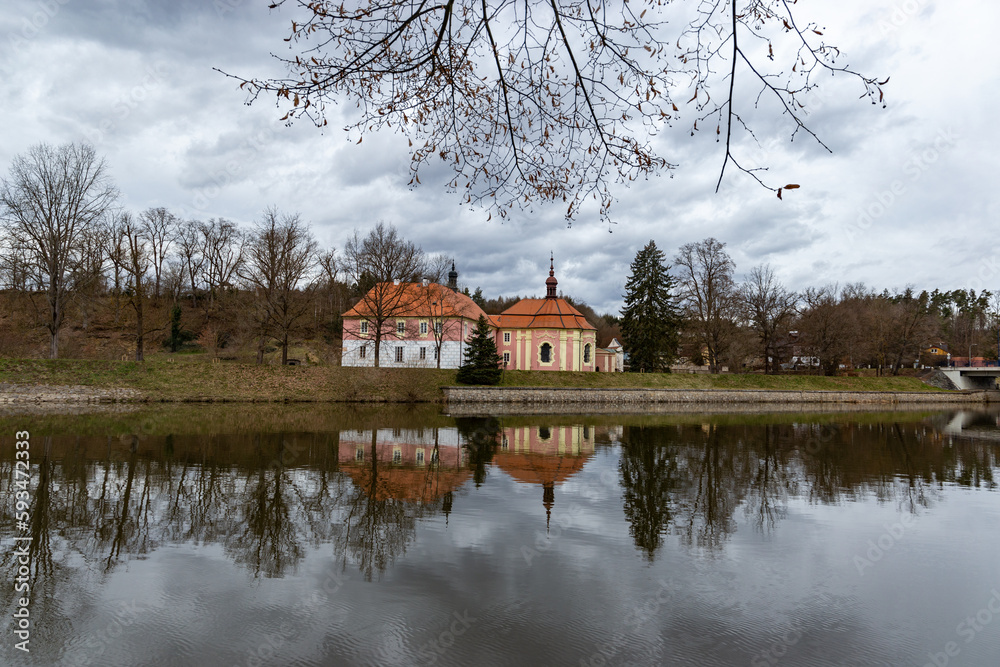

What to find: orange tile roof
left=495, top=298, right=596, bottom=330
left=342, top=282, right=489, bottom=321
left=493, top=452, right=590, bottom=486
left=341, top=463, right=471, bottom=502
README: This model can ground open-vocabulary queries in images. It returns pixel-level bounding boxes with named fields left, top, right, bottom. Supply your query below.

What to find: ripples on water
left=1, top=405, right=999, bottom=666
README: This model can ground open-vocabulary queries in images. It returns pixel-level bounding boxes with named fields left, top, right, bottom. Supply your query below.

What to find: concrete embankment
left=443, top=386, right=994, bottom=406
left=0, top=384, right=143, bottom=404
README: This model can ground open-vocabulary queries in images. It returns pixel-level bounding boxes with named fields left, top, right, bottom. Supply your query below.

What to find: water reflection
left=1, top=407, right=1000, bottom=665
left=4, top=411, right=997, bottom=578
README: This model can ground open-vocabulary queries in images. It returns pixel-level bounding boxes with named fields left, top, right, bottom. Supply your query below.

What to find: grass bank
left=0, top=358, right=945, bottom=402
left=496, top=369, right=941, bottom=392
left=0, top=358, right=453, bottom=402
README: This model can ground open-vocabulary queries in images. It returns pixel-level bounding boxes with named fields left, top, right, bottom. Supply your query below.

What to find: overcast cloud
left=1, top=0, right=996, bottom=314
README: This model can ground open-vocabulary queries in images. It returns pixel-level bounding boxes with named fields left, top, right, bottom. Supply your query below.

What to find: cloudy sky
left=1, top=0, right=996, bottom=314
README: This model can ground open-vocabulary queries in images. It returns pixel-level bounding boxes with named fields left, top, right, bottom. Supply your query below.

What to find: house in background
left=595, top=338, right=624, bottom=372
left=341, top=264, right=491, bottom=368
left=493, top=257, right=597, bottom=371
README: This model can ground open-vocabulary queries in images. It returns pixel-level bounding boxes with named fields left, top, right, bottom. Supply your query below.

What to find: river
left=1, top=404, right=999, bottom=666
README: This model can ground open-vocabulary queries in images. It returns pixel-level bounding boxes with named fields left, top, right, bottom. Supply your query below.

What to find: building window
left=395, top=347, right=404, bottom=362
left=582, top=426, right=590, bottom=439
left=584, top=344, right=591, bottom=363
left=430, top=449, right=439, bottom=464
left=503, top=332, right=511, bottom=343
left=540, top=342, right=552, bottom=363
left=420, top=321, right=428, bottom=334
left=359, top=345, right=367, bottom=359
left=392, top=448, right=402, bottom=463
left=360, top=321, right=368, bottom=334
left=501, top=434, right=509, bottom=450
left=396, top=321, right=405, bottom=334
left=433, top=347, right=439, bottom=360
left=355, top=448, right=364, bottom=461
left=434, top=321, right=442, bottom=334
left=539, top=426, right=551, bottom=441
left=503, top=352, right=510, bottom=365
left=420, top=347, right=427, bottom=360
left=416, top=449, right=425, bottom=465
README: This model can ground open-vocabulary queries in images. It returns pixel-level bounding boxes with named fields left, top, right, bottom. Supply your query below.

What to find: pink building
left=340, top=264, right=490, bottom=368
left=494, top=257, right=597, bottom=371
left=340, top=257, right=599, bottom=371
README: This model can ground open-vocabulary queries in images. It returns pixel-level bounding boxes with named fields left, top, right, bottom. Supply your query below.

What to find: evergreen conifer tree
left=457, top=315, right=503, bottom=384
left=621, top=241, right=681, bottom=372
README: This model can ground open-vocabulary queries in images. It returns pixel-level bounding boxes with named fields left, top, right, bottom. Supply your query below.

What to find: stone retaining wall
left=443, top=386, right=991, bottom=405
left=0, top=384, right=143, bottom=404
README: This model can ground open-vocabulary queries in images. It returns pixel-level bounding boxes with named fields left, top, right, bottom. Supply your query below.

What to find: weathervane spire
left=545, top=253, right=558, bottom=298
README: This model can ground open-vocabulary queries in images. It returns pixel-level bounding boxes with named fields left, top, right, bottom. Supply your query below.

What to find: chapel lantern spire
left=545, top=253, right=558, bottom=299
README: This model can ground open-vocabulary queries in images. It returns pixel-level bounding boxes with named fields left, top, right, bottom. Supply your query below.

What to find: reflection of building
left=338, top=428, right=471, bottom=503
left=495, top=425, right=596, bottom=526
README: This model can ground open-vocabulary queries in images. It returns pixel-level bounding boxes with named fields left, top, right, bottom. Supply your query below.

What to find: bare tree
left=343, top=221, right=425, bottom=367
left=240, top=207, right=319, bottom=364
left=201, top=218, right=244, bottom=304
left=0, top=227, right=35, bottom=292
left=674, top=238, right=736, bottom=373
left=119, top=213, right=153, bottom=361
left=423, top=253, right=454, bottom=285
left=69, top=222, right=108, bottom=331
left=797, top=286, right=851, bottom=376
left=175, top=219, right=206, bottom=306
left=162, top=258, right=186, bottom=305
left=885, top=289, right=935, bottom=375
left=739, top=264, right=797, bottom=374
left=228, top=1, right=886, bottom=223
left=314, top=247, right=351, bottom=343
left=139, top=207, right=178, bottom=300
left=0, top=143, right=118, bottom=358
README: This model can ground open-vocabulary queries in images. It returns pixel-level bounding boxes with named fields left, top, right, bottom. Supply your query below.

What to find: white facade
left=341, top=339, right=467, bottom=368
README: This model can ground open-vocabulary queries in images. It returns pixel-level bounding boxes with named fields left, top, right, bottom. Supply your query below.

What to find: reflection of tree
left=336, top=430, right=417, bottom=581
left=676, top=425, right=743, bottom=550
left=743, top=426, right=797, bottom=534
left=456, top=417, right=500, bottom=487
left=225, top=434, right=304, bottom=578
left=105, top=437, right=140, bottom=570
left=1, top=414, right=997, bottom=592
left=619, top=426, right=680, bottom=561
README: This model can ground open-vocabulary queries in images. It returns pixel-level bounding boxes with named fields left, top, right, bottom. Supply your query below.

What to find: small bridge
left=938, top=367, right=1000, bottom=390
left=941, top=411, right=1000, bottom=442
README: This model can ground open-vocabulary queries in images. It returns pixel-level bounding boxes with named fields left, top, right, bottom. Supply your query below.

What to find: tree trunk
left=281, top=333, right=288, bottom=365
left=257, top=336, right=266, bottom=365
left=49, top=290, right=60, bottom=359
left=373, top=333, right=381, bottom=368
left=135, top=300, right=144, bottom=362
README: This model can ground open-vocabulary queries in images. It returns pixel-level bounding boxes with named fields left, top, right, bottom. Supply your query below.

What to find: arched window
left=540, top=342, right=552, bottom=363
left=583, top=343, right=591, bottom=363
left=539, top=427, right=551, bottom=441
